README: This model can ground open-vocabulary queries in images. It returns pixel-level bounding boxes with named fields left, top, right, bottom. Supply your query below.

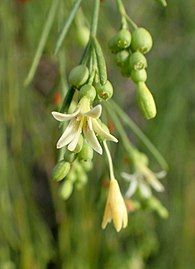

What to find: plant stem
left=24, top=0, right=60, bottom=86
left=116, top=0, right=137, bottom=30
left=54, top=0, right=83, bottom=55
left=105, top=103, right=137, bottom=162
left=110, top=100, right=169, bottom=171
left=103, top=141, right=115, bottom=180
left=90, top=0, right=100, bottom=37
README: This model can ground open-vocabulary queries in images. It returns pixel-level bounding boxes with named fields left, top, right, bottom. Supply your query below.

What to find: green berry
left=129, top=51, right=147, bottom=70
left=69, top=65, right=89, bottom=88
left=115, top=50, right=129, bottom=67
left=95, top=80, right=113, bottom=101
left=79, top=84, right=96, bottom=102
left=52, top=161, right=70, bottom=181
left=131, top=28, right=153, bottom=54
left=131, top=69, right=147, bottom=83
left=78, top=142, right=93, bottom=161
left=109, top=29, right=131, bottom=53
left=73, top=135, right=83, bottom=153
left=136, top=82, right=157, bottom=119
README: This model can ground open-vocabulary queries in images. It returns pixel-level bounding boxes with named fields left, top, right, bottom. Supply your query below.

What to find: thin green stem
left=90, top=0, right=100, bottom=37
left=105, top=103, right=137, bottom=162
left=103, top=141, right=115, bottom=180
left=54, top=0, right=83, bottom=55
left=116, top=0, right=137, bottom=30
left=110, top=100, right=169, bottom=171
left=24, top=0, right=60, bottom=86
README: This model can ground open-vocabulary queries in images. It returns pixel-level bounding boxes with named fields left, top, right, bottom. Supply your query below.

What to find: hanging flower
left=122, top=169, right=166, bottom=199
left=52, top=97, right=118, bottom=154
left=102, top=178, right=128, bottom=232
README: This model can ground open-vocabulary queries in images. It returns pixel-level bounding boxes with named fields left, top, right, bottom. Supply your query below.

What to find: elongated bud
left=156, top=0, right=167, bottom=7
left=60, top=180, right=73, bottom=200
left=115, top=50, right=129, bottom=67
left=129, top=51, right=147, bottom=70
left=64, top=151, right=76, bottom=163
left=69, top=65, right=89, bottom=88
left=131, top=28, right=153, bottom=54
left=131, top=69, right=147, bottom=83
left=136, top=82, right=157, bottom=119
left=109, top=29, right=131, bottom=53
left=78, top=142, right=94, bottom=161
left=52, top=161, right=71, bottom=181
left=79, top=84, right=96, bottom=102
left=95, top=80, right=113, bottom=101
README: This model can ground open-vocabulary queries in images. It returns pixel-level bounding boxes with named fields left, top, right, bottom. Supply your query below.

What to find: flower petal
left=52, top=108, right=80, bottom=122
left=67, top=122, right=83, bottom=152
left=101, top=202, right=112, bottom=229
left=143, top=167, right=165, bottom=192
left=56, top=120, right=79, bottom=148
left=84, top=104, right=102, bottom=119
left=83, top=125, right=103, bottom=155
left=92, top=120, right=118, bottom=142
left=121, top=172, right=137, bottom=182
left=139, top=182, right=152, bottom=198
left=125, top=179, right=138, bottom=198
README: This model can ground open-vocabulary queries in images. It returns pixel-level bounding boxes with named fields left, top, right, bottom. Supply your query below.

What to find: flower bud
left=131, top=28, right=153, bottom=54
left=109, top=29, right=131, bottom=53
left=64, top=151, right=76, bottom=163
left=52, top=161, right=71, bottom=181
left=68, top=65, right=89, bottom=88
left=131, top=69, right=147, bottom=83
left=73, top=135, right=83, bottom=153
left=78, top=142, right=94, bottom=161
left=77, top=26, right=89, bottom=47
left=81, top=160, right=93, bottom=171
left=136, top=82, right=157, bottom=119
left=115, top=50, right=129, bottom=67
left=60, top=180, right=73, bottom=200
left=129, top=51, right=147, bottom=70
left=79, top=84, right=96, bottom=102
left=95, top=80, right=113, bottom=101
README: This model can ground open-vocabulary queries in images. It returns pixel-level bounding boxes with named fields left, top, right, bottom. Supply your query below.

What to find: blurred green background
left=0, top=0, right=195, bottom=268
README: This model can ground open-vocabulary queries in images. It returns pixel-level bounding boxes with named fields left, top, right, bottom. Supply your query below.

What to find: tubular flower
left=52, top=97, right=118, bottom=154
left=102, top=178, right=128, bottom=232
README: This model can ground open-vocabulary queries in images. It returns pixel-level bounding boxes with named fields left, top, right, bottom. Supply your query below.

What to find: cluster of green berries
left=109, top=27, right=156, bottom=119
left=68, top=64, right=113, bottom=102
left=52, top=138, right=94, bottom=200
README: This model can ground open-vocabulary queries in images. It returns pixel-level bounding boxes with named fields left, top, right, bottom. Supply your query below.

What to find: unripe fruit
left=131, top=69, right=147, bottom=83
left=69, top=65, right=89, bottom=88
left=129, top=51, right=147, bottom=70
left=109, top=29, right=131, bottom=53
left=52, top=161, right=70, bottom=181
left=73, top=135, right=83, bottom=153
left=115, top=50, right=129, bottom=67
left=79, top=84, right=96, bottom=102
left=60, top=180, right=73, bottom=200
left=95, top=80, right=113, bottom=101
left=136, top=82, right=157, bottom=119
left=131, top=28, right=153, bottom=54
left=78, top=142, right=93, bottom=161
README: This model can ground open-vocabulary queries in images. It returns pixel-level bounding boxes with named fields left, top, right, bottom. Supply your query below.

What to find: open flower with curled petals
left=52, top=97, right=118, bottom=154
left=122, top=169, right=166, bottom=199
left=102, top=178, right=128, bottom=232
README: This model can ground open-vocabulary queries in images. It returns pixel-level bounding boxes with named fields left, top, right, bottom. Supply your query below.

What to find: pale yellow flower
left=52, top=97, right=117, bottom=154
left=102, top=178, right=128, bottom=232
